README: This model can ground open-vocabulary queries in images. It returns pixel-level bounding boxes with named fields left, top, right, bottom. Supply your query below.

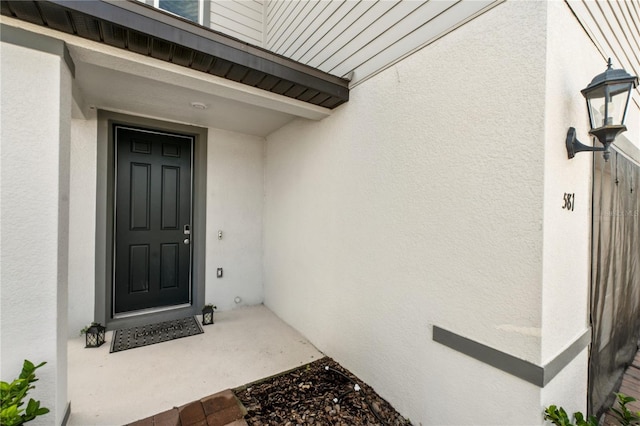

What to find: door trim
left=96, top=110, right=207, bottom=330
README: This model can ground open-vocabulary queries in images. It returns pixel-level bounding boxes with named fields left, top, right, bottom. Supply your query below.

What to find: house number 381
left=562, top=193, right=575, bottom=211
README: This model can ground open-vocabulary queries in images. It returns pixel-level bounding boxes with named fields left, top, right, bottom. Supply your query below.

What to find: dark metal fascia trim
left=47, top=0, right=349, bottom=100
left=0, top=23, right=75, bottom=77
left=433, top=325, right=591, bottom=387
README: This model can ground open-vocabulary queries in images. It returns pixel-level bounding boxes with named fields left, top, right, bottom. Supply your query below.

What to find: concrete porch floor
left=67, top=305, right=323, bottom=425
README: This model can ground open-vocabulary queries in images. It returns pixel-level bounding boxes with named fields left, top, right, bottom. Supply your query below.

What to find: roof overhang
left=0, top=0, right=349, bottom=109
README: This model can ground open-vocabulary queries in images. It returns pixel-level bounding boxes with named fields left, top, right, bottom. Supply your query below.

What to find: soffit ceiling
left=73, top=58, right=300, bottom=136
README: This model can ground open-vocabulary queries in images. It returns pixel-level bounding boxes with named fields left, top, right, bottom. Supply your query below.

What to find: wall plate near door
left=217, top=268, right=223, bottom=278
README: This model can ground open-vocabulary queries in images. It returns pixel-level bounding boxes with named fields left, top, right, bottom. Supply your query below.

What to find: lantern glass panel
left=586, top=82, right=634, bottom=128
left=613, top=83, right=633, bottom=125
left=86, top=333, right=98, bottom=347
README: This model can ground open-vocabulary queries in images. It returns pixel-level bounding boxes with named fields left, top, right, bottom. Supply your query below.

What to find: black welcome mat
left=110, top=316, right=204, bottom=353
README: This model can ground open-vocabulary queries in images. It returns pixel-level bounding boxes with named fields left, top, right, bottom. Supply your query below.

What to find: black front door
left=114, top=125, right=193, bottom=314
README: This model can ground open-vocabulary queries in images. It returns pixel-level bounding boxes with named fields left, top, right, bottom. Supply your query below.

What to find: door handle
left=183, top=238, right=190, bottom=245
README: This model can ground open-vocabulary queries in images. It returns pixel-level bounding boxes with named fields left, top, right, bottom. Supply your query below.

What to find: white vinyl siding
left=265, top=0, right=502, bottom=85
left=209, top=0, right=264, bottom=46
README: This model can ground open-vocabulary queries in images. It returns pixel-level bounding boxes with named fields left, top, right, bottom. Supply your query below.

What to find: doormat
left=110, top=316, right=204, bottom=353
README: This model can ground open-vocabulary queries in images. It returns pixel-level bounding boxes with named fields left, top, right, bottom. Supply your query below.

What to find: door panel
left=130, top=163, right=151, bottom=230
left=114, top=126, right=193, bottom=314
left=128, top=244, right=150, bottom=293
left=161, top=166, right=179, bottom=229
left=160, top=243, right=179, bottom=289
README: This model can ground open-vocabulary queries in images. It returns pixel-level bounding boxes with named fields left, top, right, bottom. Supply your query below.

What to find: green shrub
left=610, top=393, right=640, bottom=425
left=545, top=393, right=640, bottom=426
left=544, top=405, right=598, bottom=426
left=0, top=360, right=50, bottom=426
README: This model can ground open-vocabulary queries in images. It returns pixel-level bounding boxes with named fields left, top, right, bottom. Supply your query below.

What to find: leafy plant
left=545, top=392, right=640, bottom=426
left=0, top=360, right=50, bottom=426
left=544, top=405, right=598, bottom=426
left=203, top=304, right=217, bottom=310
left=610, top=393, right=640, bottom=425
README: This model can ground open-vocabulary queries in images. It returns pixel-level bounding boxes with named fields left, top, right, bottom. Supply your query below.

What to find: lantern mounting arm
left=566, top=127, right=606, bottom=159
left=566, top=125, right=627, bottom=162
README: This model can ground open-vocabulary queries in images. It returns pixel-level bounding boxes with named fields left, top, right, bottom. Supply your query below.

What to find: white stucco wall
left=538, top=1, right=600, bottom=413
left=206, top=128, right=264, bottom=311
left=68, top=115, right=98, bottom=337
left=540, top=0, right=640, bottom=413
left=0, top=41, right=71, bottom=425
left=263, top=2, right=553, bottom=424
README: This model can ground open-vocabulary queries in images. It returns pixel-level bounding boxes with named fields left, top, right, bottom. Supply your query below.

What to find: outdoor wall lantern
left=202, top=304, right=216, bottom=325
left=567, top=59, right=638, bottom=161
left=85, top=322, right=106, bottom=348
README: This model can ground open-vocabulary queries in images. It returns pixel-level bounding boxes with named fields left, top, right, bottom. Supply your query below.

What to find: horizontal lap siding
left=315, top=0, right=425, bottom=74
left=210, top=0, right=264, bottom=46
left=265, top=0, right=502, bottom=85
left=296, top=1, right=390, bottom=66
left=347, top=0, right=498, bottom=85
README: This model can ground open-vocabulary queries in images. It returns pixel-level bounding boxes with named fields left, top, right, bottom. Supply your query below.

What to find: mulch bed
left=234, top=357, right=412, bottom=426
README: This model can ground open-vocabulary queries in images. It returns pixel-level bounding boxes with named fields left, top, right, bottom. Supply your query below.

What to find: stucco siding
left=263, top=2, right=549, bottom=423
left=0, top=41, right=71, bottom=426
left=68, top=116, right=98, bottom=337
left=542, top=0, right=602, bottom=365
left=537, top=1, right=606, bottom=415
left=205, top=128, right=265, bottom=311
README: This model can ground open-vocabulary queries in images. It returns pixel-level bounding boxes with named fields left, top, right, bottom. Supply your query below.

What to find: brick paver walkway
left=127, top=389, right=247, bottom=426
